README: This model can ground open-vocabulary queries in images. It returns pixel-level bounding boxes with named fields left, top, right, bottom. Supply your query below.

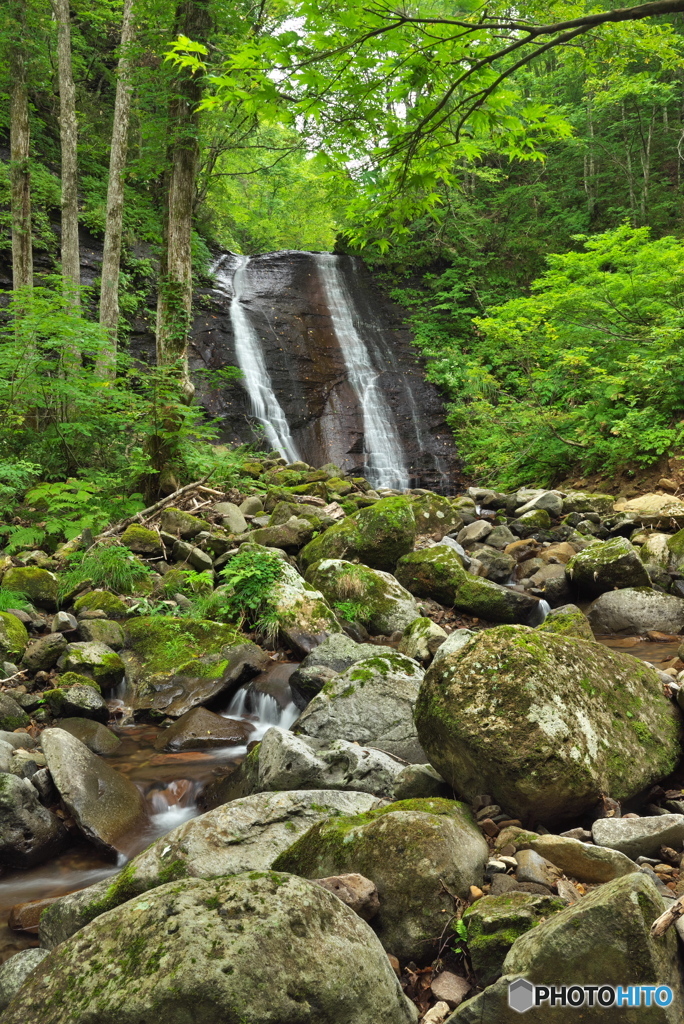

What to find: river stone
left=587, top=587, right=684, bottom=634
left=591, top=813, right=684, bottom=859
left=13, top=872, right=418, bottom=1024
left=271, top=577, right=343, bottom=656
left=305, top=559, right=420, bottom=635
left=0, top=773, right=67, bottom=868
left=515, top=491, right=563, bottom=517
left=55, top=718, right=121, bottom=755
left=414, top=625, right=681, bottom=822
left=39, top=789, right=378, bottom=947
left=2, top=567, right=58, bottom=609
left=213, top=500, right=248, bottom=534
left=449, top=873, right=684, bottom=1023
left=299, top=495, right=417, bottom=573
left=119, top=524, right=163, bottom=556
left=0, top=730, right=38, bottom=750
left=468, top=545, right=516, bottom=584
left=289, top=634, right=394, bottom=700
left=249, top=516, right=315, bottom=552
left=562, top=491, right=615, bottom=516
left=398, top=616, right=448, bottom=662
left=158, top=506, right=204, bottom=538
left=57, top=641, right=125, bottom=689
left=0, top=611, right=29, bottom=663
left=41, top=728, right=146, bottom=856
left=274, top=797, right=488, bottom=963
left=395, top=545, right=538, bottom=623
left=76, top=618, right=125, bottom=649
left=412, top=492, right=462, bottom=540
left=21, top=632, right=68, bottom=672
left=0, top=948, right=50, bottom=1012
left=463, top=893, right=565, bottom=986
left=293, top=650, right=426, bottom=762
left=526, top=834, right=638, bottom=883
left=457, top=520, right=493, bottom=547
left=0, top=693, right=29, bottom=732
left=49, top=684, right=109, bottom=723
left=566, top=536, right=651, bottom=596
left=535, top=603, right=594, bottom=640
left=153, top=706, right=254, bottom=751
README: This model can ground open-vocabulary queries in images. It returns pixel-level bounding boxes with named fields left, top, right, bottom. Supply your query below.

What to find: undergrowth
left=58, top=545, right=154, bottom=599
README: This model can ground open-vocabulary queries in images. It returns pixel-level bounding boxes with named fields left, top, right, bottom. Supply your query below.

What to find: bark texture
left=9, top=2, right=33, bottom=292
left=52, top=0, right=80, bottom=306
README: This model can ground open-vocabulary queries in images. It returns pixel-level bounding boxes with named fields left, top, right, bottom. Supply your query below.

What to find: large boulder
left=41, top=728, right=146, bottom=855
left=248, top=516, right=315, bottom=551
left=0, top=948, right=50, bottom=1013
left=0, top=611, right=29, bottom=662
left=2, top=567, right=58, bottom=609
left=289, top=633, right=394, bottom=703
left=449, top=873, right=684, bottom=1023
left=8, top=873, right=417, bottom=1024
left=305, top=559, right=420, bottom=635
left=293, top=650, right=426, bottom=762
left=463, top=893, right=565, bottom=986
left=395, top=545, right=538, bottom=623
left=54, top=717, right=121, bottom=755
left=565, top=537, right=651, bottom=596
left=299, top=496, right=416, bottom=573
left=57, top=641, right=125, bottom=689
left=39, top=789, right=377, bottom=948
left=411, top=492, right=462, bottom=540
left=274, top=798, right=488, bottom=963
left=0, top=773, right=67, bottom=868
left=587, top=587, right=684, bottom=634
left=414, top=625, right=681, bottom=822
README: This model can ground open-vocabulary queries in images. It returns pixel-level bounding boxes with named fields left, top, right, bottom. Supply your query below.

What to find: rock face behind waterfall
left=191, top=251, right=459, bottom=491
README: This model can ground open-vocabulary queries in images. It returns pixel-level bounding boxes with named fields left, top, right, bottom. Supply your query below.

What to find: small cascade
left=529, top=599, right=552, bottom=626
left=315, top=253, right=409, bottom=490
left=213, top=255, right=300, bottom=462
left=222, top=686, right=300, bottom=741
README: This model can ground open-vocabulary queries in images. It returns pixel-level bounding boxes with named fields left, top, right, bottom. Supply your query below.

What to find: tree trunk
left=155, top=0, right=211, bottom=397
left=96, top=0, right=136, bottom=379
left=9, top=1, right=33, bottom=292
left=52, top=0, right=80, bottom=308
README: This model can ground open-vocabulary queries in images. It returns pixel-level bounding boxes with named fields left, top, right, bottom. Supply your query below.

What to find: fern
left=0, top=588, right=33, bottom=612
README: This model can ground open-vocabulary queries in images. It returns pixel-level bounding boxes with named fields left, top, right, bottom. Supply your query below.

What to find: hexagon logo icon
left=509, top=978, right=535, bottom=1013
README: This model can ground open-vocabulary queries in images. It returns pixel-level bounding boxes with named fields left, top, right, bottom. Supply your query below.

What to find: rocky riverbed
left=2, top=461, right=684, bottom=1021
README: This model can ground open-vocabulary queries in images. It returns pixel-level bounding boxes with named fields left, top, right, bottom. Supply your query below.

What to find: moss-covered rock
left=43, top=685, right=109, bottom=723
left=535, top=603, right=594, bottom=640
left=566, top=536, right=651, bottom=596
left=158, top=506, right=205, bottom=539
left=514, top=508, right=552, bottom=534
left=667, top=526, right=684, bottom=571
left=3, top=567, right=58, bottom=610
left=0, top=692, right=29, bottom=731
left=0, top=611, right=29, bottom=661
left=415, top=624, right=681, bottom=822
left=411, top=493, right=462, bottom=540
left=77, top=618, right=125, bottom=649
left=56, top=672, right=100, bottom=690
left=248, top=516, right=315, bottom=552
left=56, top=642, right=125, bottom=689
left=119, top=524, right=163, bottom=556
left=299, top=496, right=416, bottom=573
left=270, top=577, right=343, bottom=657
left=273, top=798, right=487, bottom=963
left=398, top=616, right=448, bottom=663
left=72, top=590, right=128, bottom=619
left=464, top=893, right=565, bottom=986
left=395, top=545, right=538, bottom=623
left=305, top=559, right=419, bottom=635
left=561, top=491, right=615, bottom=516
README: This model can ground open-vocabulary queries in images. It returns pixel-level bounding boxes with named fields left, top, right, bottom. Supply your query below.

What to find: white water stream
left=315, top=253, right=409, bottom=491
left=213, top=255, right=300, bottom=463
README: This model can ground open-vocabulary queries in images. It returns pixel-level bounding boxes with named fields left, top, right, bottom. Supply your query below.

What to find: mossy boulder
left=56, top=671, right=100, bottom=690
left=119, top=524, right=163, bottom=556
left=513, top=508, right=552, bottom=535
left=414, top=625, right=681, bottom=822
left=395, top=545, right=538, bottom=623
left=14, top=873, right=417, bottom=1024
left=57, top=642, right=125, bottom=690
left=158, top=506, right=204, bottom=538
left=289, top=633, right=395, bottom=702
left=410, top=492, right=462, bottom=540
left=0, top=692, right=29, bottom=731
left=463, top=893, right=565, bottom=986
left=561, top=491, right=616, bottom=516
left=305, top=559, right=419, bottom=635
left=3, top=567, right=58, bottom=609
left=77, top=618, right=125, bottom=649
left=72, top=590, right=128, bottom=619
left=0, top=611, right=29, bottom=661
left=535, top=603, right=594, bottom=640
left=43, top=685, right=109, bottom=723
left=273, top=798, right=488, bottom=963
left=299, top=496, right=416, bottom=573
left=667, top=526, right=684, bottom=571
left=270, top=573, right=343, bottom=657
left=398, top=616, right=448, bottom=663
left=294, top=650, right=426, bottom=762
left=248, top=516, right=315, bottom=552
left=566, top=536, right=650, bottom=596
left=639, top=531, right=672, bottom=571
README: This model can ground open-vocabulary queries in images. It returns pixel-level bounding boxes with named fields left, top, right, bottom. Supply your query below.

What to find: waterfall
left=315, top=253, right=409, bottom=491
left=213, top=255, right=300, bottom=463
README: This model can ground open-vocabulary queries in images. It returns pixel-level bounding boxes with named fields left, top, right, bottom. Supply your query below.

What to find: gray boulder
left=431, top=628, right=476, bottom=668
left=273, top=797, right=488, bottom=963
left=153, top=706, right=253, bottom=751
left=587, top=587, right=684, bottom=634
left=525, top=833, right=638, bottom=883
left=304, top=559, right=420, bottom=635
left=0, top=693, right=29, bottom=731
left=12, top=874, right=417, bottom=1024
left=0, top=773, right=67, bottom=867
left=39, top=789, right=377, bottom=948
left=289, top=633, right=394, bottom=701
left=449, top=873, right=683, bottom=1023
left=398, top=616, right=448, bottom=663
left=54, top=717, right=121, bottom=755
left=213, top=500, right=247, bottom=533
left=21, top=632, right=68, bottom=672
left=56, top=641, right=125, bottom=689
left=0, top=948, right=50, bottom=1012
left=294, top=650, right=426, bottom=762
left=566, top=537, right=651, bottom=596
left=591, top=814, right=684, bottom=859
left=41, top=728, right=146, bottom=856
left=52, top=684, right=109, bottom=723
left=77, top=618, right=125, bottom=649
left=515, top=491, right=563, bottom=517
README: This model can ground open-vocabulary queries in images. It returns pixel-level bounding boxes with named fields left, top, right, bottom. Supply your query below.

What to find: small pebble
left=469, top=886, right=484, bottom=901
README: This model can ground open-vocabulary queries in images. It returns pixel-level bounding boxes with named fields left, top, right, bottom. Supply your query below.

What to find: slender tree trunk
left=96, top=0, right=136, bottom=379
left=155, top=0, right=211, bottom=397
left=9, top=2, right=33, bottom=292
left=52, top=0, right=80, bottom=308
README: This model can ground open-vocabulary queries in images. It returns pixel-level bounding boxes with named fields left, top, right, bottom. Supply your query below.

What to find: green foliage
left=209, top=548, right=285, bottom=632
left=334, top=599, right=370, bottom=625
left=0, top=588, right=32, bottom=612
left=58, top=544, right=154, bottom=599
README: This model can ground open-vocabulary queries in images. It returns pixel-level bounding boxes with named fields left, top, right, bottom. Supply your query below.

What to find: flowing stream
left=315, top=254, right=409, bottom=491
left=213, top=255, right=300, bottom=463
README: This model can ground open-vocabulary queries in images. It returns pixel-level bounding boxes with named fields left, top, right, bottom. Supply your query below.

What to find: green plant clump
left=58, top=545, right=153, bottom=599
